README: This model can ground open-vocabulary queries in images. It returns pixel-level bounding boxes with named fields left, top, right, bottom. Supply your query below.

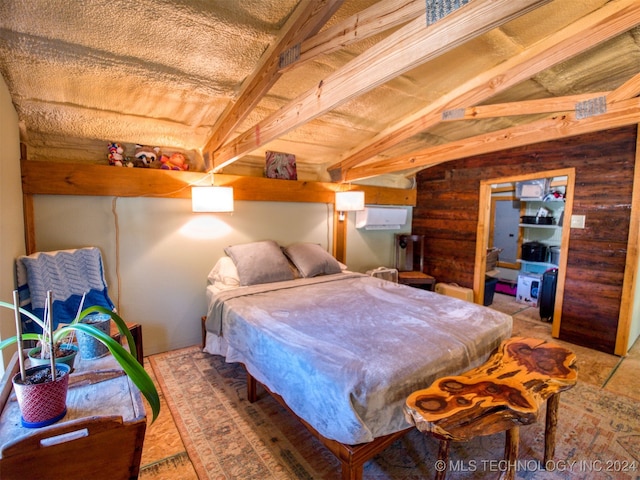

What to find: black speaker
left=539, top=268, right=558, bottom=321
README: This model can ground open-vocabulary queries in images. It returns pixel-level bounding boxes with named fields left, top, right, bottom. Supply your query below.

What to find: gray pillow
left=283, top=243, right=342, bottom=278
left=224, top=240, right=294, bottom=286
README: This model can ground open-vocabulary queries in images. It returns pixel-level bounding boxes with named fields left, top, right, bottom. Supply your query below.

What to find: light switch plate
left=570, top=214, right=586, bottom=229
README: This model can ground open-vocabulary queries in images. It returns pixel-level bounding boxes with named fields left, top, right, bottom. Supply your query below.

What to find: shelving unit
left=516, top=185, right=565, bottom=308
left=520, top=199, right=565, bottom=262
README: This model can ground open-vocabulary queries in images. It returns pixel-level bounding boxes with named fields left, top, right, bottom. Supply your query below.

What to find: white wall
left=32, top=194, right=411, bottom=355
left=345, top=210, right=412, bottom=272
left=0, top=74, right=25, bottom=372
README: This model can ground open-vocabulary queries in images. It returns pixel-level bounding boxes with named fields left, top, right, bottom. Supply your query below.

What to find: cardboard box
left=516, top=273, right=542, bottom=307
left=435, top=283, right=474, bottom=302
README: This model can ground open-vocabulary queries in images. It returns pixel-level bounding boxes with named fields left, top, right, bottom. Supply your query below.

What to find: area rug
left=150, top=346, right=640, bottom=479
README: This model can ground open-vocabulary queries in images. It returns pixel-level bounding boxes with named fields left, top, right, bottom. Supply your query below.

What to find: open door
left=475, top=168, right=575, bottom=338
left=490, top=195, right=520, bottom=270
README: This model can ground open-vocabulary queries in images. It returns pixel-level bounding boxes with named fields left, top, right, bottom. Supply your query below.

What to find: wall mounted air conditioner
left=355, top=207, right=407, bottom=230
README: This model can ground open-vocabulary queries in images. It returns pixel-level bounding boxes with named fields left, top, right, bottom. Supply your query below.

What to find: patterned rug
left=150, top=346, right=640, bottom=479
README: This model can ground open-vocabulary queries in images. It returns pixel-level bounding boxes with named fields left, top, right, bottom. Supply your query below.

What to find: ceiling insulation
left=0, top=0, right=638, bottom=186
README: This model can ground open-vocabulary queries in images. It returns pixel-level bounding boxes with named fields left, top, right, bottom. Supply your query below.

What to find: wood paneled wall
left=414, top=126, right=638, bottom=354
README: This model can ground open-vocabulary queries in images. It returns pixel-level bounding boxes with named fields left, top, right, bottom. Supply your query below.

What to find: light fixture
left=335, top=190, right=365, bottom=221
left=191, top=173, right=234, bottom=213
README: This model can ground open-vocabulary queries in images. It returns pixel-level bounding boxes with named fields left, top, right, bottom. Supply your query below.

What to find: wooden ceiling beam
left=203, top=0, right=344, bottom=163
left=211, top=0, right=551, bottom=172
left=344, top=97, right=640, bottom=181
left=329, top=0, right=640, bottom=180
left=441, top=92, right=609, bottom=121
left=279, top=0, right=424, bottom=73
left=349, top=69, right=640, bottom=180
left=607, top=70, right=640, bottom=103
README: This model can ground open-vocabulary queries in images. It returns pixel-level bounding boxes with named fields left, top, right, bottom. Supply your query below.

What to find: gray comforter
left=206, top=273, right=512, bottom=445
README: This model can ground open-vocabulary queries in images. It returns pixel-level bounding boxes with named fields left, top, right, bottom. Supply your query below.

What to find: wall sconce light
left=191, top=173, right=234, bottom=212
left=335, top=190, right=365, bottom=221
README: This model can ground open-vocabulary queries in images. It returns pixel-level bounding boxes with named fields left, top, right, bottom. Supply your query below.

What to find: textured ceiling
left=1, top=0, right=639, bottom=187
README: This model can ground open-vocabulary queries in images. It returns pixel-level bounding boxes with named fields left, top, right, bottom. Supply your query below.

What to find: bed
left=203, top=240, right=513, bottom=479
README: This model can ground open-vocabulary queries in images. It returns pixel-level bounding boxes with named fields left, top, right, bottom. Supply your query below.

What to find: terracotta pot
left=12, top=363, right=70, bottom=428
left=77, top=313, right=111, bottom=359
left=28, top=344, right=78, bottom=372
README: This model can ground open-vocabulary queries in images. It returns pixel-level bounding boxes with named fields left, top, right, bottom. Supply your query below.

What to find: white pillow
left=207, top=256, right=240, bottom=288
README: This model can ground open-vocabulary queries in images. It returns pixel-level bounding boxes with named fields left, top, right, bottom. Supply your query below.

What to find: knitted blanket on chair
left=16, top=247, right=115, bottom=332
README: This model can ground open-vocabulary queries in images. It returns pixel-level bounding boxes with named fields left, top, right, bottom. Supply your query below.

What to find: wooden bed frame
left=204, top=316, right=416, bottom=478
left=246, top=371, right=411, bottom=480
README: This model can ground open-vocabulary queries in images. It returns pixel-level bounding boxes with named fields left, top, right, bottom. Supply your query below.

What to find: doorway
left=475, top=168, right=575, bottom=338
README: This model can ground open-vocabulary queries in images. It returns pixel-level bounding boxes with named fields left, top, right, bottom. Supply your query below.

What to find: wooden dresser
left=0, top=352, right=147, bottom=479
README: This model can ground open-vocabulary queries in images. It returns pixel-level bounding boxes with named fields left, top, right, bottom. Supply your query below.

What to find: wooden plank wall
left=414, top=125, right=637, bottom=354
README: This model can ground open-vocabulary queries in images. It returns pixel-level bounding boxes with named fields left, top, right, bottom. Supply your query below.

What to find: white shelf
left=519, top=223, right=561, bottom=229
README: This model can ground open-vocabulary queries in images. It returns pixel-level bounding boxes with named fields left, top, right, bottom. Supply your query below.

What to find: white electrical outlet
left=570, top=214, right=586, bottom=229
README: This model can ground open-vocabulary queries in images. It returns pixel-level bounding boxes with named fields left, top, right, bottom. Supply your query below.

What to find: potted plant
left=75, top=312, right=111, bottom=359
left=24, top=296, right=80, bottom=371
left=27, top=342, right=78, bottom=370
left=0, top=291, right=160, bottom=427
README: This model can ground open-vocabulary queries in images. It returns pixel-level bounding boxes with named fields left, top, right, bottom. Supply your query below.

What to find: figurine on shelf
left=159, top=152, right=189, bottom=171
left=107, top=142, right=132, bottom=167
left=543, top=190, right=565, bottom=202
left=133, top=144, right=160, bottom=168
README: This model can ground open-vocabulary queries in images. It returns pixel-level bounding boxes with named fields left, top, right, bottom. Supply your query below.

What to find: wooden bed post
left=333, top=209, right=347, bottom=264
left=246, top=372, right=258, bottom=403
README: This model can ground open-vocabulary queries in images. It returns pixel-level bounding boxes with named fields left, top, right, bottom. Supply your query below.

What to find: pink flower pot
left=12, top=363, right=70, bottom=428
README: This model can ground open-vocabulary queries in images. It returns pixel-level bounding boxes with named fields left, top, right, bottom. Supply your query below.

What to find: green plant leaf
left=66, top=323, right=160, bottom=422
left=0, top=333, right=40, bottom=350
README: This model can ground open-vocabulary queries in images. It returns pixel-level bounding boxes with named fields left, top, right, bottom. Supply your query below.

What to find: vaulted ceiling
left=1, top=0, right=639, bottom=188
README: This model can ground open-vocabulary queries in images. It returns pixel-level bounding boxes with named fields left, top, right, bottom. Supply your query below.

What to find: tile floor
left=138, top=292, right=640, bottom=478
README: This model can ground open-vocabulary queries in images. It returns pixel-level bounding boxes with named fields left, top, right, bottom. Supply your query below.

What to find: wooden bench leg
left=201, top=316, right=207, bottom=349
left=544, top=393, right=560, bottom=464
left=500, top=427, right=519, bottom=480
left=435, top=439, right=450, bottom=480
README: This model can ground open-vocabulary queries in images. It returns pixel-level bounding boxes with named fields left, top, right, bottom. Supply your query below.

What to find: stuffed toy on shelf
left=133, top=144, right=160, bottom=168
left=107, top=142, right=132, bottom=167
left=159, top=152, right=189, bottom=171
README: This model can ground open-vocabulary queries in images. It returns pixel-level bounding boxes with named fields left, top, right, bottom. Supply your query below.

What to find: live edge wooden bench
left=404, top=337, right=577, bottom=480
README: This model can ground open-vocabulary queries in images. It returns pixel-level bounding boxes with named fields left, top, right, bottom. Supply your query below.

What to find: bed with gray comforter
left=205, top=271, right=512, bottom=445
